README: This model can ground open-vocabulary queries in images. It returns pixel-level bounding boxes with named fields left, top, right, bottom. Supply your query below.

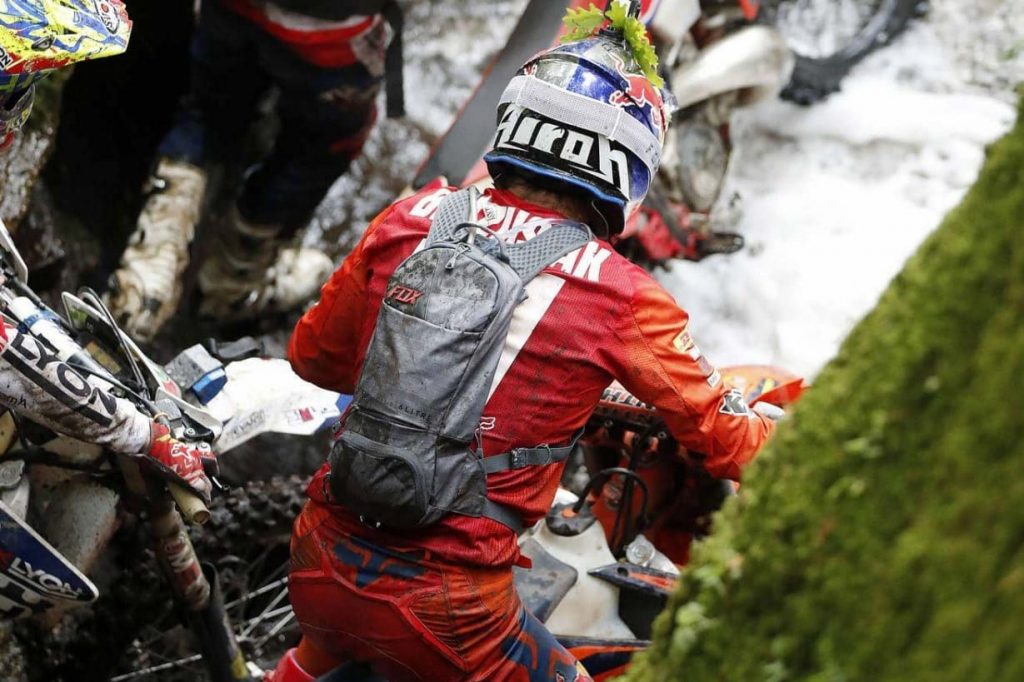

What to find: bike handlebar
left=170, top=483, right=211, bottom=525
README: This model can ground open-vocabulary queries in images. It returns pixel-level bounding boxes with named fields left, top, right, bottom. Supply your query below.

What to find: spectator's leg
left=198, top=20, right=385, bottom=318
left=110, top=0, right=271, bottom=339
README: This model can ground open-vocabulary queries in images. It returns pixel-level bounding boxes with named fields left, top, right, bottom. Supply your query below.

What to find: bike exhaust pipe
left=671, top=25, right=795, bottom=110
left=187, top=563, right=253, bottom=682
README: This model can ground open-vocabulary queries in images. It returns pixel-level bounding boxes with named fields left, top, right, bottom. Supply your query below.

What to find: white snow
left=660, top=0, right=1020, bottom=379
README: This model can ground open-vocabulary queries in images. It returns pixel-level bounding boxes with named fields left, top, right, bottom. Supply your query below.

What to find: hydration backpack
left=327, top=188, right=592, bottom=532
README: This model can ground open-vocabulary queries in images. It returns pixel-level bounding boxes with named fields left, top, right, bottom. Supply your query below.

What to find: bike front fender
left=671, top=25, right=795, bottom=110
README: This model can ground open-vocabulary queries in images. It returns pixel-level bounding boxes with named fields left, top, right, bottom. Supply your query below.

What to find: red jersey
left=289, top=185, right=774, bottom=567
left=220, top=0, right=381, bottom=69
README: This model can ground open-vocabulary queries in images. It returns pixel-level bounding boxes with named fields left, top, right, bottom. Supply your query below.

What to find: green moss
left=625, top=94, right=1024, bottom=682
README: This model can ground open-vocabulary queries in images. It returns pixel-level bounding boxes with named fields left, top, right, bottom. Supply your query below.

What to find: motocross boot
left=196, top=205, right=333, bottom=321
left=265, top=648, right=314, bottom=682
left=108, top=158, right=207, bottom=341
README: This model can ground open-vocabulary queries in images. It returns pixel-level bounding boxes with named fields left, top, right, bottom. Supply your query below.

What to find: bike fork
left=149, top=499, right=252, bottom=681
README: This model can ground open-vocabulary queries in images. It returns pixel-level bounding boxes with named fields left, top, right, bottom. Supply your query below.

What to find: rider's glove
left=753, top=402, right=786, bottom=422
left=144, top=422, right=217, bottom=503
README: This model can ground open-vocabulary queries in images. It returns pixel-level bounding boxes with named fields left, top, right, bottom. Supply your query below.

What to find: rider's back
left=291, top=183, right=769, bottom=567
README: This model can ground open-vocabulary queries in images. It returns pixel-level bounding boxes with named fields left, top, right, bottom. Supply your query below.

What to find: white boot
left=197, top=208, right=334, bottom=321
left=108, top=158, right=207, bottom=340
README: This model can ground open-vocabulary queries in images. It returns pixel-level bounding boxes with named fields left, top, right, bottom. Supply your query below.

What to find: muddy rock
left=0, top=73, right=68, bottom=231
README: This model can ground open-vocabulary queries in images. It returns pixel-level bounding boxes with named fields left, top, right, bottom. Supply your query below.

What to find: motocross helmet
left=0, top=0, right=132, bottom=148
left=484, top=15, right=673, bottom=235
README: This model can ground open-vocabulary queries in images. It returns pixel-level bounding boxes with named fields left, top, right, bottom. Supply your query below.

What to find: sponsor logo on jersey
left=6, top=332, right=117, bottom=426
left=719, top=389, right=753, bottom=418
left=673, top=329, right=720, bottom=386
left=0, top=46, right=12, bottom=70
left=409, top=190, right=612, bottom=283
left=550, top=241, right=611, bottom=283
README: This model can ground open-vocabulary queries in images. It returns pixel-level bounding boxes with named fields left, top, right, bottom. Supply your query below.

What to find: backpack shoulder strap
left=426, top=189, right=593, bottom=280
left=480, top=428, right=584, bottom=475
left=426, top=188, right=476, bottom=244
left=505, top=221, right=593, bottom=283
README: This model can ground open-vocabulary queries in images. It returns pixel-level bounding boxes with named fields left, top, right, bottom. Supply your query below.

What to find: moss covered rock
left=626, top=94, right=1024, bottom=682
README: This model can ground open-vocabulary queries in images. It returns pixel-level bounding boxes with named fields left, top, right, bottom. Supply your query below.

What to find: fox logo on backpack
left=327, top=188, right=591, bottom=532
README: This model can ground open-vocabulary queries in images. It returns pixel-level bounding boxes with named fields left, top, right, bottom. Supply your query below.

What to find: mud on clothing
left=0, top=323, right=151, bottom=454
left=289, top=184, right=775, bottom=568
left=159, top=0, right=385, bottom=232
left=288, top=500, right=593, bottom=682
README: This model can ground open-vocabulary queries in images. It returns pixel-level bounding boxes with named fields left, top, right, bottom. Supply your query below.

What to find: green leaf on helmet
left=560, top=2, right=666, bottom=89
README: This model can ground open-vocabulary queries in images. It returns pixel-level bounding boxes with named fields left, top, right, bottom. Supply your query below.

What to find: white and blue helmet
left=485, top=31, right=673, bottom=234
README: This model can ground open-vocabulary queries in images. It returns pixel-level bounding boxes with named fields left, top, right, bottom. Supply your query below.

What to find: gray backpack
left=327, top=188, right=592, bottom=532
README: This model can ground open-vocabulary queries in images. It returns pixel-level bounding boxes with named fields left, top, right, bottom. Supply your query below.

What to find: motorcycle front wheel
left=111, top=476, right=305, bottom=681
left=758, top=0, right=925, bottom=104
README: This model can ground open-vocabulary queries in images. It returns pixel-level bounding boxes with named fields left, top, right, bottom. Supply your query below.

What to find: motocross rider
left=268, top=19, right=777, bottom=682
left=108, top=0, right=403, bottom=340
left=0, top=320, right=216, bottom=502
left=0, top=1, right=215, bottom=505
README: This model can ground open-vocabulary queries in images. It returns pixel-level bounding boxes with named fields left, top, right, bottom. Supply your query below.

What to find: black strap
left=481, top=499, right=524, bottom=534
left=478, top=429, right=583, bottom=533
left=382, top=1, right=405, bottom=118
left=480, top=429, right=583, bottom=474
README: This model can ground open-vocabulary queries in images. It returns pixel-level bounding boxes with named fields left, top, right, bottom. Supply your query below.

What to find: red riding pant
left=287, top=502, right=592, bottom=682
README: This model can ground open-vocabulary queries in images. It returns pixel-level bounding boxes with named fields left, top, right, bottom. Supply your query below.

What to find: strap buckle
left=509, top=444, right=553, bottom=469
left=509, top=448, right=530, bottom=470
left=359, top=515, right=384, bottom=530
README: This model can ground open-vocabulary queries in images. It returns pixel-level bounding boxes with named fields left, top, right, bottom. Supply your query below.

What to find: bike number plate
left=0, top=500, right=98, bottom=618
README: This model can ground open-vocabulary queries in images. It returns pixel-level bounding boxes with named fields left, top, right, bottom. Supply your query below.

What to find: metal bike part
left=675, top=120, right=729, bottom=212
left=149, top=498, right=211, bottom=611
left=671, top=25, right=795, bottom=110
left=646, top=0, right=701, bottom=45
left=186, top=563, right=254, bottom=682
left=0, top=218, right=28, bottom=284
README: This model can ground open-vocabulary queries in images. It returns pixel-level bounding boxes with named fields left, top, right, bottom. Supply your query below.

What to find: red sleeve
left=288, top=207, right=392, bottom=393
left=610, top=270, right=774, bottom=480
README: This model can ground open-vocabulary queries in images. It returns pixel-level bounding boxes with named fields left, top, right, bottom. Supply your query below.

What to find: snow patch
left=662, top=5, right=1019, bottom=380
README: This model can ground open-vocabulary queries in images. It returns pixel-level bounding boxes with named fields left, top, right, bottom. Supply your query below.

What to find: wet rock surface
left=0, top=74, right=67, bottom=231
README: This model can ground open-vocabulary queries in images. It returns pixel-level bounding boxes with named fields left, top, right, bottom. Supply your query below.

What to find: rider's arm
left=288, top=207, right=393, bottom=393
left=611, top=271, right=774, bottom=481
left=0, top=322, right=153, bottom=454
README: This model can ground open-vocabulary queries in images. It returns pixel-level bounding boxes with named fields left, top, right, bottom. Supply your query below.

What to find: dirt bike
left=0, top=218, right=262, bottom=681
left=0, top=217, right=356, bottom=682
left=414, top=0, right=922, bottom=269
left=98, top=361, right=803, bottom=681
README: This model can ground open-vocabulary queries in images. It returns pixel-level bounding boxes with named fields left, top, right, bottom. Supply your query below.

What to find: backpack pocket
left=357, top=301, right=484, bottom=432
left=328, top=419, right=440, bottom=528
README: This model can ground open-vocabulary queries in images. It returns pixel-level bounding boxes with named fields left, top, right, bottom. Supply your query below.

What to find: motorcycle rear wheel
left=758, top=0, right=925, bottom=104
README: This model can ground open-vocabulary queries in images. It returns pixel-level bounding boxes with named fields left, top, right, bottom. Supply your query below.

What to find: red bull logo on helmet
left=607, top=52, right=668, bottom=138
